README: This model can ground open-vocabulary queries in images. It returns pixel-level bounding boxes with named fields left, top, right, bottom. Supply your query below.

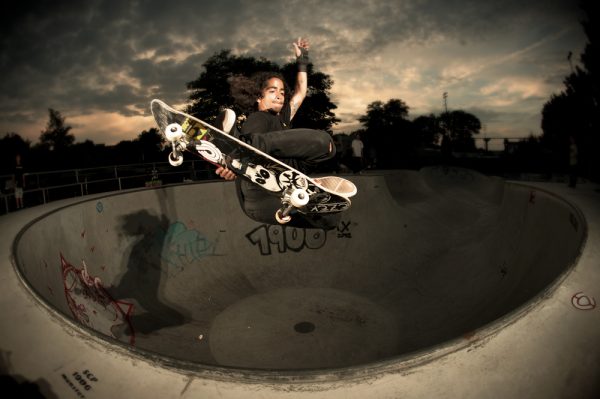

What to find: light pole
left=443, top=92, right=448, bottom=114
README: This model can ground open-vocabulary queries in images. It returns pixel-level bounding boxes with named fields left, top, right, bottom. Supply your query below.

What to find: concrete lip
left=9, top=167, right=588, bottom=380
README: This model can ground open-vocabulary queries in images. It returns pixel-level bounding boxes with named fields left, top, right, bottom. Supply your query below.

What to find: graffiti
left=96, top=201, right=103, bottom=213
left=529, top=191, right=536, bottom=204
left=246, top=224, right=327, bottom=255
left=61, top=254, right=135, bottom=344
left=337, top=220, right=353, bottom=238
left=307, top=202, right=350, bottom=213
left=61, top=369, right=99, bottom=398
left=571, top=292, right=596, bottom=310
left=62, top=373, right=86, bottom=398
left=160, top=222, right=215, bottom=270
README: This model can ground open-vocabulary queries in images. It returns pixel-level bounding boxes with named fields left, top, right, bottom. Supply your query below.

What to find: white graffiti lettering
left=246, top=224, right=327, bottom=255
left=307, top=202, right=350, bottom=213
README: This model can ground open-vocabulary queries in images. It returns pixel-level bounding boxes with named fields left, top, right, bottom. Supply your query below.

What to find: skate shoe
left=215, top=109, right=236, bottom=134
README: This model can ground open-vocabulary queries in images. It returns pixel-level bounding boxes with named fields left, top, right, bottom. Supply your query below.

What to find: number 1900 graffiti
left=246, top=224, right=327, bottom=255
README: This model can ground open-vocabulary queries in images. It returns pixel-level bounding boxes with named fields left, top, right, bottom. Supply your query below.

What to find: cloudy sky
left=0, top=0, right=587, bottom=148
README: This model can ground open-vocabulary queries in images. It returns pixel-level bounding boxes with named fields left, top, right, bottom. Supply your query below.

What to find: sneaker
left=215, top=109, right=236, bottom=134
left=313, top=176, right=357, bottom=197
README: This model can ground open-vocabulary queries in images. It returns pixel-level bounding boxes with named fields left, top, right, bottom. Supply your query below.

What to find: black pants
left=236, top=128, right=341, bottom=230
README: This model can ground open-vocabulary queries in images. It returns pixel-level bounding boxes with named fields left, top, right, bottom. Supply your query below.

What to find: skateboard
left=150, top=99, right=357, bottom=224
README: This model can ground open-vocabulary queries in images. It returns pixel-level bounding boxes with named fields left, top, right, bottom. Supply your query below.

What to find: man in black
left=216, top=38, right=339, bottom=229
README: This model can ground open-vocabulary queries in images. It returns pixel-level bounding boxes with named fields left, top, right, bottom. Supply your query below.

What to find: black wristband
left=297, top=47, right=310, bottom=72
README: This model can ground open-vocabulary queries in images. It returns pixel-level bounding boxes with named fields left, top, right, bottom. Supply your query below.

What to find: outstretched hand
left=293, top=37, right=310, bottom=57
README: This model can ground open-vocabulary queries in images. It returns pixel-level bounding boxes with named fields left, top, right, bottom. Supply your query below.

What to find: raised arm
left=290, top=37, right=310, bottom=120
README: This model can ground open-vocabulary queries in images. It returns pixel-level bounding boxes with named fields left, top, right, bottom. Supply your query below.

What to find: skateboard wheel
left=165, top=123, right=184, bottom=141
left=290, top=189, right=309, bottom=207
left=275, top=210, right=292, bottom=224
left=168, top=151, right=184, bottom=166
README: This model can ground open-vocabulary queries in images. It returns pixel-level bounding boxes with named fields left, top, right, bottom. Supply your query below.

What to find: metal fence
left=0, top=160, right=216, bottom=215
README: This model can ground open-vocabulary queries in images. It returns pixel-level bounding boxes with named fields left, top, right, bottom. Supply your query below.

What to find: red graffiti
left=571, top=292, right=596, bottom=310
left=61, top=254, right=135, bottom=344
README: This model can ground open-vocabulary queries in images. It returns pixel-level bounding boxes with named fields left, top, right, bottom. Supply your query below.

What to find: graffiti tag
left=246, top=224, right=327, bottom=255
left=160, top=222, right=214, bottom=270
left=337, top=220, right=353, bottom=238
left=61, top=369, right=99, bottom=398
left=571, top=292, right=596, bottom=310
left=61, top=254, right=135, bottom=344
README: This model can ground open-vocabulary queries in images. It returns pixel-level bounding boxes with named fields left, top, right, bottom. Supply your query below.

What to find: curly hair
left=228, top=72, right=291, bottom=115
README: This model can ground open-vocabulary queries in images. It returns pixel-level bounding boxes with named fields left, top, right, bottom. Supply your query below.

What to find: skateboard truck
left=165, top=123, right=186, bottom=166
left=275, top=188, right=310, bottom=224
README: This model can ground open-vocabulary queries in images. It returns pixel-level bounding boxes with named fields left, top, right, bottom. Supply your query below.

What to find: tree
left=186, top=50, right=340, bottom=132
left=439, top=110, right=481, bottom=152
left=359, top=99, right=410, bottom=130
left=135, top=128, right=165, bottom=162
left=70, top=140, right=100, bottom=168
left=39, top=109, right=75, bottom=151
left=412, top=114, right=443, bottom=147
left=541, top=92, right=573, bottom=170
left=359, top=101, right=387, bottom=133
left=541, top=0, right=598, bottom=180
left=0, top=133, right=30, bottom=173
left=186, top=50, right=278, bottom=123
left=358, top=99, right=416, bottom=168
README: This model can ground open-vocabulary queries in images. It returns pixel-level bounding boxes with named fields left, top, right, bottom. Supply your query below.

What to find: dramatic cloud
left=0, top=0, right=587, bottom=146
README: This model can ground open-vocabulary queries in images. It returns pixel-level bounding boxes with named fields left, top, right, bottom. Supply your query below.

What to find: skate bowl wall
left=12, top=167, right=585, bottom=373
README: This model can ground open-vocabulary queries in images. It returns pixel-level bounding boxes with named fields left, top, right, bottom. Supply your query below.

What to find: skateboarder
left=216, top=38, right=340, bottom=229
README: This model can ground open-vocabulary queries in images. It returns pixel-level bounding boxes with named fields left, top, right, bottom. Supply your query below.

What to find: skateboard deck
left=150, top=99, right=356, bottom=223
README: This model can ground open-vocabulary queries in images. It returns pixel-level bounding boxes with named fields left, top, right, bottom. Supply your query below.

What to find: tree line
left=0, top=110, right=165, bottom=174
left=2, top=0, right=596, bottom=181
left=185, top=50, right=484, bottom=170
left=539, top=0, right=598, bottom=181
left=1, top=53, right=484, bottom=174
